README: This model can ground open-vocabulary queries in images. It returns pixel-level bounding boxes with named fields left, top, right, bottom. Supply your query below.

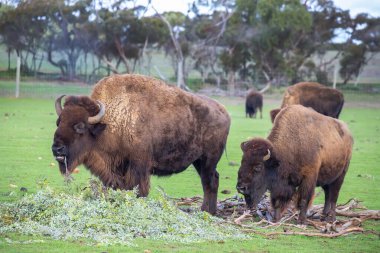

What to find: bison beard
left=237, top=105, right=353, bottom=224
left=52, top=74, right=231, bottom=214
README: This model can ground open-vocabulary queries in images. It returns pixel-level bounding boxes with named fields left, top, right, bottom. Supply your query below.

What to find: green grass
left=0, top=95, right=379, bottom=252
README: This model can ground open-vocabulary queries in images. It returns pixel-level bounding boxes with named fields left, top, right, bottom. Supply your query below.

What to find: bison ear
left=89, top=123, right=106, bottom=137
left=264, top=155, right=279, bottom=169
left=240, top=141, right=248, bottom=151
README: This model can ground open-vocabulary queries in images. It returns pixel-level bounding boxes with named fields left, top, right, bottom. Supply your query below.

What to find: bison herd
left=52, top=74, right=353, bottom=224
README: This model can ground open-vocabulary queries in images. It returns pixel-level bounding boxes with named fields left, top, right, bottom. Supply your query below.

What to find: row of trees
left=0, top=0, right=379, bottom=91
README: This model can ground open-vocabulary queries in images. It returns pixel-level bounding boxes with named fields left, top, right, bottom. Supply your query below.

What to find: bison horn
left=55, top=95, right=65, bottom=116
left=88, top=101, right=106, bottom=124
left=263, top=149, right=271, bottom=161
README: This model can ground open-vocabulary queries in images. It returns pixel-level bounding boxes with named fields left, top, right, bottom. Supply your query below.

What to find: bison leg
left=259, top=107, right=262, bottom=119
left=271, top=198, right=290, bottom=222
left=193, top=157, right=219, bottom=215
left=321, top=185, right=331, bottom=221
left=296, top=177, right=317, bottom=224
left=324, top=169, right=348, bottom=222
left=125, top=160, right=151, bottom=197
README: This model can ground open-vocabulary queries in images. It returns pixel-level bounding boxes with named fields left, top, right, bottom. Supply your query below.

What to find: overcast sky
left=136, top=0, right=380, bottom=17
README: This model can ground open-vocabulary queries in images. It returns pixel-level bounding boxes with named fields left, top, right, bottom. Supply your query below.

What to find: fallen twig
left=172, top=194, right=379, bottom=238
left=264, top=227, right=364, bottom=238
left=234, top=210, right=252, bottom=225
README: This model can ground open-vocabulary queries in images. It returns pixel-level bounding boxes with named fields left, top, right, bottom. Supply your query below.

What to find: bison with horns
left=270, top=82, right=344, bottom=123
left=237, top=105, right=353, bottom=224
left=52, top=74, right=231, bottom=214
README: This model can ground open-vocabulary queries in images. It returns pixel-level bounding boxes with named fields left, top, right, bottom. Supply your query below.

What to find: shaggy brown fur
left=52, top=74, right=231, bottom=214
left=269, top=108, right=281, bottom=123
left=245, top=90, right=263, bottom=119
left=237, top=105, right=353, bottom=224
left=270, top=82, right=344, bottom=123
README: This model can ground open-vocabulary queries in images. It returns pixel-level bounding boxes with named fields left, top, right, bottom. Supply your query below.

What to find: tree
left=187, top=1, right=235, bottom=88
left=339, top=14, right=380, bottom=84
left=138, top=16, right=169, bottom=76
left=304, top=0, right=351, bottom=84
left=153, top=9, right=189, bottom=89
left=0, top=0, right=48, bottom=74
left=220, top=0, right=313, bottom=92
left=94, top=2, right=163, bottom=75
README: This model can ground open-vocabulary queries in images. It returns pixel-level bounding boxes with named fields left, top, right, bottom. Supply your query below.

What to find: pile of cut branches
left=0, top=184, right=247, bottom=245
left=173, top=194, right=380, bottom=238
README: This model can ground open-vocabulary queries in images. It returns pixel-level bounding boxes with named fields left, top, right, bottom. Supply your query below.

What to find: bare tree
left=152, top=7, right=191, bottom=90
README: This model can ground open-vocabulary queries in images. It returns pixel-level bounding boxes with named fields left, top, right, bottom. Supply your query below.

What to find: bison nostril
left=52, top=144, right=66, bottom=155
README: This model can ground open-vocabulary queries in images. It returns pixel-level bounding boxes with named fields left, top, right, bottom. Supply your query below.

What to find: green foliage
left=257, top=0, right=312, bottom=30
left=339, top=44, right=367, bottom=83
left=0, top=181, right=246, bottom=245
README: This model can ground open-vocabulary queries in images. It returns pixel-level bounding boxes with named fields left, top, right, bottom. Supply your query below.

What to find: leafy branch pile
left=0, top=180, right=246, bottom=245
left=175, top=194, right=380, bottom=238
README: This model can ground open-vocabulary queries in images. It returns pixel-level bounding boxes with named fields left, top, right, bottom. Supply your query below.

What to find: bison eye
left=253, top=165, right=262, bottom=172
left=73, top=122, right=87, bottom=134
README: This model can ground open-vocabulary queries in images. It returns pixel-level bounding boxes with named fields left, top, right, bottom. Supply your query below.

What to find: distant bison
left=52, top=74, right=231, bottom=214
left=270, top=82, right=344, bottom=123
left=245, top=90, right=263, bottom=119
left=237, top=105, right=353, bottom=224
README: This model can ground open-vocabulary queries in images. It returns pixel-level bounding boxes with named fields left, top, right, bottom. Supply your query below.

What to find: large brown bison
left=237, top=105, right=353, bottom=224
left=270, top=82, right=344, bottom=123
left=52, top=74, right=231, bottom=214
left=245, top=90, right=263, bottom=119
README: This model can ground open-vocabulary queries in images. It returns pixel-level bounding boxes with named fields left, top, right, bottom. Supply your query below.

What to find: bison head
left=52, top=95, right=106, bottom=175
left=236, top=138, right=278, bottom=208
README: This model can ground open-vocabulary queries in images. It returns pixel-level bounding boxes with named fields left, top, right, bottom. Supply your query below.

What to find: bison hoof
left=297, top=217, right=306, bottom=225
left=321, top=212, right=336, bottom=223
left=201, top=204, right=216, bottom=215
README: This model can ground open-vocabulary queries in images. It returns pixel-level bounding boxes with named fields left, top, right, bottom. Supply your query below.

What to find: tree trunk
left=32, top=52, right=37, bottom=78
left=48, top=43, right=67, bottom=78
left=177, top=58, right=186, bottom=88
left=259, top=70, right=272, bottom=94
left=7, top=49, right=11, bottom=71
left=37, top=54, right=44, bottom=73
left=153, top=7, right=189, bottom=90
left=68, top=54, right=77, bottom=80
left=84, top=52, right=88, bottom=82
left=227, top=70, right=235, bottom=96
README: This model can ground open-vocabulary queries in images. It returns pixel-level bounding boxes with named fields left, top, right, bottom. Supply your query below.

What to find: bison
left=236, top=104, right=353, bottom=224
left=270, top=82, right=344, bottom=123
left=245, top=90, right=263, bottom=119
left=52, top=74, right=231, bottom=214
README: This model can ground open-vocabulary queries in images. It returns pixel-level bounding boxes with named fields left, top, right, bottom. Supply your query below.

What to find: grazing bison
left=52, top=74, right=231, bottom=214
left=245, top=90, right=263, bottom=119
left=270, top=82, right=344, bottom=123
left=236, top=105, right=353, bottom=223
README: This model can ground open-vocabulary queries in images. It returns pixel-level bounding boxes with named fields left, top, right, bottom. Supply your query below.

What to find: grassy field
left=0, top=92, right=379, bottom=252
